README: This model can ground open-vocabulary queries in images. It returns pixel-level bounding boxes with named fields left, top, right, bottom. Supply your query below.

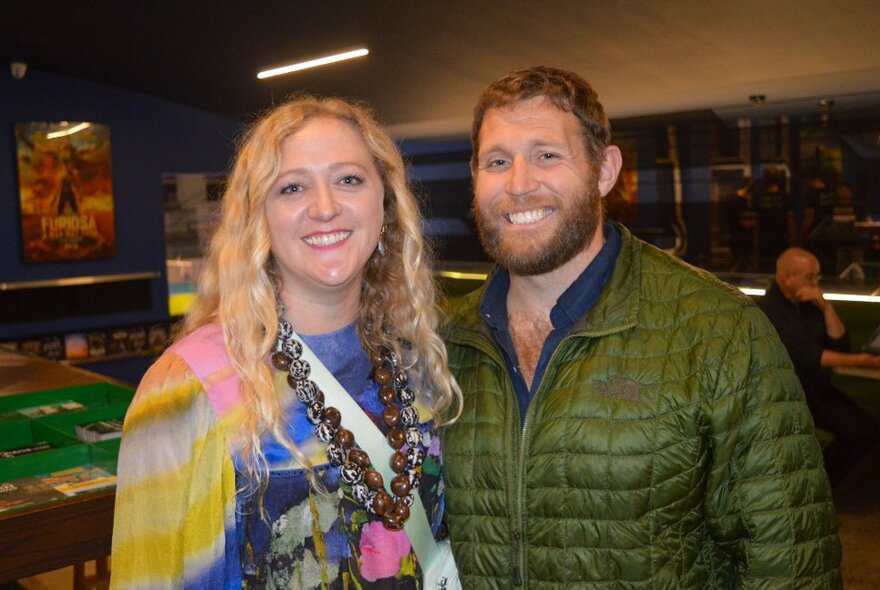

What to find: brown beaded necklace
left=271, top=318, right=425, bottom=530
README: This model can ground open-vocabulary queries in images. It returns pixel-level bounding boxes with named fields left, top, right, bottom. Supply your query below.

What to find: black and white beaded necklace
left=271, top=317, right=426, bottom=530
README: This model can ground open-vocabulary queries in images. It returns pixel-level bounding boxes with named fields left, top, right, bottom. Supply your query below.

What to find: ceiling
left=4, top=0, right=880, bottom=138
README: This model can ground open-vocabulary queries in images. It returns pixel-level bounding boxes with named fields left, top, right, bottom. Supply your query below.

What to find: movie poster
left=15, top=122, right=116, bottom=262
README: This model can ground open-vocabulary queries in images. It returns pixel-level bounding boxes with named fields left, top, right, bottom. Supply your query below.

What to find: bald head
left=775, top=248, right=821, bottom=301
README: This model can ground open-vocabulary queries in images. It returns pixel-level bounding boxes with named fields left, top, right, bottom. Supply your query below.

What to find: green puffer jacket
left=441, top=225, right=841, bottom=589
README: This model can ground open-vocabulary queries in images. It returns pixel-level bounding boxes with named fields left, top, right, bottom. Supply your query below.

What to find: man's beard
left=473, top=179, right=602, bottom=276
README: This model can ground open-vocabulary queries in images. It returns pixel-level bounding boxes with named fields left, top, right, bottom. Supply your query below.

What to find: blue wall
left=0, top=70, right=242, bottom=382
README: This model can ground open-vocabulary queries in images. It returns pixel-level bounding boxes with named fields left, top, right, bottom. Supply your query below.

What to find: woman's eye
left=279, top=183, right=301, bottom=194
left=340, top=174, right=364, bottom=186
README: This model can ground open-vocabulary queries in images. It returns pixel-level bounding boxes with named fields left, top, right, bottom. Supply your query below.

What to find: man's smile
left=506, top=208, right=553, bottom=225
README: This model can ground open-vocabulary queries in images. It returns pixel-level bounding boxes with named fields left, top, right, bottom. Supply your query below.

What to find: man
left=758, top=247, right=880, bottom=486
left=441, top=67, right=841, bottom=588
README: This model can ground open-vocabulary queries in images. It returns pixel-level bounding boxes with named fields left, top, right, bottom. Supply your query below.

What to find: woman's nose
left=309, top=183, right=342, bottom=220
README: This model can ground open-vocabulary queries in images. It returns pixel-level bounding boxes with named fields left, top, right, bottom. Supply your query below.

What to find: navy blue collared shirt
left=480, top=222, right=622, bottom=426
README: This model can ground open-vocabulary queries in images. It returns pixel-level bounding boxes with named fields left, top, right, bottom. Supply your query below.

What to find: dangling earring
left=377, top=225, right=387, bottom=256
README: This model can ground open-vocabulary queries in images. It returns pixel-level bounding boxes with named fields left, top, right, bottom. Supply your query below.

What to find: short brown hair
left=471, top=66, right=611, bottom=171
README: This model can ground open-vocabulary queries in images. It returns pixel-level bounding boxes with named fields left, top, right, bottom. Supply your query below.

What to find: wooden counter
left=0, top=489, right=114, bottom=582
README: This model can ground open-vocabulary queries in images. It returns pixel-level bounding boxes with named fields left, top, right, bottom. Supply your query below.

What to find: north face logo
left=596, top=377, right=640, bottom=402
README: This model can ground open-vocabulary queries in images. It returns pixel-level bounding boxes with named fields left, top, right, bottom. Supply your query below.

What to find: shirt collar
left=552, top=223, right=621, bottom=328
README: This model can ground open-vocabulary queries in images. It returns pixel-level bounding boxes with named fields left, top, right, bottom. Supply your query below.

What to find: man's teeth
left=303, top=231, right=350, bottom=246
left=508, top=209, right=551, bottom=225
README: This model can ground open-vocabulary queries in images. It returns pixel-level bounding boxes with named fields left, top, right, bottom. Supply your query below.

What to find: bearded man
left=440, top=66, right=841, bottom=589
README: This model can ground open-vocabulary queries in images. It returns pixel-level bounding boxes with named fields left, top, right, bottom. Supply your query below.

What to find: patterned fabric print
left=235, top=324, right=444, bottom=589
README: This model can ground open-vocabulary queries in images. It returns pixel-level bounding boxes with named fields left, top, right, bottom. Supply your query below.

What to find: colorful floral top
left=110, top=322, right=445, bottom=589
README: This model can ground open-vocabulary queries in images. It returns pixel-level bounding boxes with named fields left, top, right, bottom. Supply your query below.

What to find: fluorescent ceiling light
left=258, top=48, right=369, bottom=79
left=46, top=122, right=91, bottom=139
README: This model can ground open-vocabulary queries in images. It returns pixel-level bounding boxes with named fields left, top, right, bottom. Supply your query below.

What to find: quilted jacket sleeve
left=110, top=353, right=238, bottom=589
left=703, top=303, right=842, bottom=588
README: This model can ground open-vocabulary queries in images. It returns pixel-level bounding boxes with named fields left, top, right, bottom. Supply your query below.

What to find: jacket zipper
left=514, top=336, right=577, bottom=588
left=511, top=362, right=525, bottom=587
left=512, top=529, right=523, bottom=586
left=515, top=400, right=529, bottom=587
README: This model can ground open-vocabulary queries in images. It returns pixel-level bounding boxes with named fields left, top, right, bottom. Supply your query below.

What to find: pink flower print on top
left=358, top=520, right=412, bottom=581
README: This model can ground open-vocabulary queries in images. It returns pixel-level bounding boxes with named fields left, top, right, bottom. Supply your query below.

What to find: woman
left=110, top=95, right=461, bottom=588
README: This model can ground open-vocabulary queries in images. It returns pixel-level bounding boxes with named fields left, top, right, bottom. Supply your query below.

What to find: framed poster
left=15, top=121, right=116, bottom=262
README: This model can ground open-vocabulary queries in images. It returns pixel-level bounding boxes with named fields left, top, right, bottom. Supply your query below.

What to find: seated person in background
left=758, top=247, right=880, bottom=486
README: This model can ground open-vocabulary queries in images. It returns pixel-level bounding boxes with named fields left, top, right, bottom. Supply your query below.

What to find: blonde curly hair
left=184, top=94, right=461, bottom=492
